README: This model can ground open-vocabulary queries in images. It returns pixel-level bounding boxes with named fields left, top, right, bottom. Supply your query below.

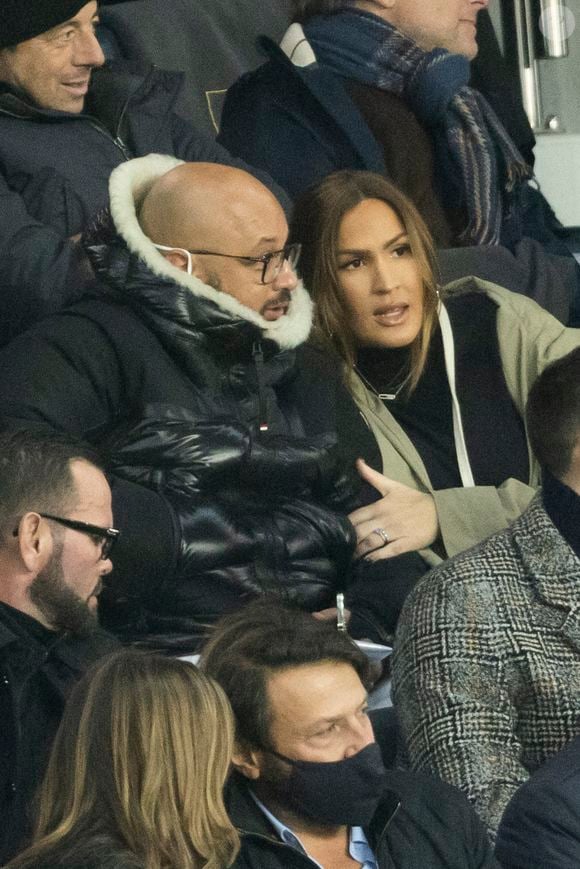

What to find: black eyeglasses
left=39, top=514, right=120, bottom=560
left=185, top=243, right=301, bottom=285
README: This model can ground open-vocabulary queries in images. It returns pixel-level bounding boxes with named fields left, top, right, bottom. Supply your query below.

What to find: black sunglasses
left=38, top=513, right=120, bottom=560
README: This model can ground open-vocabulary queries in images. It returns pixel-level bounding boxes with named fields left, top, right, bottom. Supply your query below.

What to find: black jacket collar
left=0, top=600, right=58, bottom=644
left=0, top=601, right=118, bottom=676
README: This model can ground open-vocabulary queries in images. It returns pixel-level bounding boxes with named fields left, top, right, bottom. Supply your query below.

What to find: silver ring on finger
left=372, top=527, right=389, bottom=547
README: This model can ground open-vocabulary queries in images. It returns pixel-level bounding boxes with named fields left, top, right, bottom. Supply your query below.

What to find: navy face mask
left=266, top=741, right=387, bottom=827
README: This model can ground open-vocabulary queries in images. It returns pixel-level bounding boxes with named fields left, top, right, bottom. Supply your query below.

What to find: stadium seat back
left=99, top=0, right=292, bottom=137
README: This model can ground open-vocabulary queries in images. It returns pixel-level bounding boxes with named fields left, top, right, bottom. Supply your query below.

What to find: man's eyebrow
left=305, top=698, right=369, bottom=732
left=337, top=231, right=408, bottom=255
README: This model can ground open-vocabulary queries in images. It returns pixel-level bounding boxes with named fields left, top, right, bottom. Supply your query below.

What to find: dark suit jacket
left=495, top=735, right=580, bottom=869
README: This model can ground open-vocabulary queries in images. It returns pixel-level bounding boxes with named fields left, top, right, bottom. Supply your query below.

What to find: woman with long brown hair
left=290, top=170, right=580, bottom=567
left=6, top=650, right=239, bottom=869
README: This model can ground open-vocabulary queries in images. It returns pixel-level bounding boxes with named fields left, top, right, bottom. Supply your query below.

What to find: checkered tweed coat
left=392, top=493, right=580, bottom=837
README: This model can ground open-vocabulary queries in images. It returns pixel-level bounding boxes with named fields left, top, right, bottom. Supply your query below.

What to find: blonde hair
left=8, top=650, right=239, bottom=869
left=290, top=170, right=441, bottom=396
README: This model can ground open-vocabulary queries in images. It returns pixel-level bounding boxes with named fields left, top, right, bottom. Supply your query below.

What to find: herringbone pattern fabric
left=393, top=495, right=580, bottom=836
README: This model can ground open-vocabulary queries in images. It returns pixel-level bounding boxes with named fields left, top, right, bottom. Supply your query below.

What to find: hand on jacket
left=348, top=460, right=439, bottom=559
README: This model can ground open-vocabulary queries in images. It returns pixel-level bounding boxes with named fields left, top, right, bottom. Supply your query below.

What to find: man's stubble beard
left=29, top=540, right=99, bottom=636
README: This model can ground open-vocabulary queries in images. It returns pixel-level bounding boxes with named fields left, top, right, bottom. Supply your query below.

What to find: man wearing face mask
left=201, top=600, right=498, bottom=869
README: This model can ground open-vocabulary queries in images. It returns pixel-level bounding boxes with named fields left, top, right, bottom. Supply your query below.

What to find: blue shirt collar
left=249, top=789, right=378, bottom=869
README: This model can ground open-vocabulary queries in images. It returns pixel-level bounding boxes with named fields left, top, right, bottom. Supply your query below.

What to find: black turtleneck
left=357, top=327, right=463, bottom=490
left=542, top=470, right=580, bottom=559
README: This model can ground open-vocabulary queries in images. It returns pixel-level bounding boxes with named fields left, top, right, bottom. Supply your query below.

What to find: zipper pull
left=113, top=135, right=132, bottom=161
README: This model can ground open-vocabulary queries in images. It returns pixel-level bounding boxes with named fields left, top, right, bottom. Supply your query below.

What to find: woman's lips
left=373, top=304, right=409, bottom=326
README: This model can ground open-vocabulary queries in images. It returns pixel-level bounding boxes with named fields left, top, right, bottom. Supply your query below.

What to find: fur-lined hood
left=84, top=153, right=312, bottom=351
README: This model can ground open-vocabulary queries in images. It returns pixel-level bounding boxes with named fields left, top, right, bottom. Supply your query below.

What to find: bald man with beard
left=0, top=153, right=421, bottom=649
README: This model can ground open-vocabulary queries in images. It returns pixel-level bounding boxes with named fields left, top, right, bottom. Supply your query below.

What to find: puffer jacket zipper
left=253, top=341, right=269, bottom=432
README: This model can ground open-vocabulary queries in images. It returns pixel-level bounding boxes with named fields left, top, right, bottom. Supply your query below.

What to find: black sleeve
left=290, top=342, right=381, bottom=508
left=0, top=173, right=94, bottom=345
left=347, top=552, right=428, bottom=643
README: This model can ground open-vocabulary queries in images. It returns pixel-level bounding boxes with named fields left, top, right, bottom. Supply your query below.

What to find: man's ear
left=232, top=741, right=263, bottom=781
left=159, top=248, right=190, bottom=272
left=158, top=248, right=205, bottom=278
left=15, top=512, right=53, bottom=573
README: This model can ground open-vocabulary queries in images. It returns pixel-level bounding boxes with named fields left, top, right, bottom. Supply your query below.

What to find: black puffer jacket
left=0, top=154, right=356, bottom=647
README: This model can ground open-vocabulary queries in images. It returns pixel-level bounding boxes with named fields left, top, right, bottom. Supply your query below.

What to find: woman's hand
left=348, top=459, right=439, bottom=560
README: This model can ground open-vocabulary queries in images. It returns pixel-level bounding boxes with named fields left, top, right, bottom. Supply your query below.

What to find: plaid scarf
left=304, top=9, right=532, bottom=246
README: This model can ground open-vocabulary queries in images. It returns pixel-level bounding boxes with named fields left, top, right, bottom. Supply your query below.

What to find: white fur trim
left=107, top=155, right=313, bottom=350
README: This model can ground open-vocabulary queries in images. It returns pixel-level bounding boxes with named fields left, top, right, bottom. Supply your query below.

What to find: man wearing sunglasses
left=0, top=427, right=119, bottom=863
left=0, top=154, right=426, bottom=650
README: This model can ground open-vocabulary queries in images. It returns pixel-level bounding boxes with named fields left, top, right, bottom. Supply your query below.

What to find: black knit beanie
left=0, top=0, right=91, bottom=49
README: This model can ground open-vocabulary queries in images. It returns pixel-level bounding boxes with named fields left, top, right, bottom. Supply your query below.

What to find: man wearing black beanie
left=0, top=1, right=94, bottom=53
left=0, top=0, right=279, bottom=345
left=0, top=0, right=104, bottom=113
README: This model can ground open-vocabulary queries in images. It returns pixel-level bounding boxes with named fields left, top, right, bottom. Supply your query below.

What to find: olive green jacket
left=349, top=278, right=580, bottom=564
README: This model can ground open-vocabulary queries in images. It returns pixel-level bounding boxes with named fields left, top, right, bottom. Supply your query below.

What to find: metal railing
left=513, top=0, right=570, bottom=131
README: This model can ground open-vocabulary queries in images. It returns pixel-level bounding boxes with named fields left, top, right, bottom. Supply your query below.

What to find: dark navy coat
left=496, top=735, right=580, bottom=869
